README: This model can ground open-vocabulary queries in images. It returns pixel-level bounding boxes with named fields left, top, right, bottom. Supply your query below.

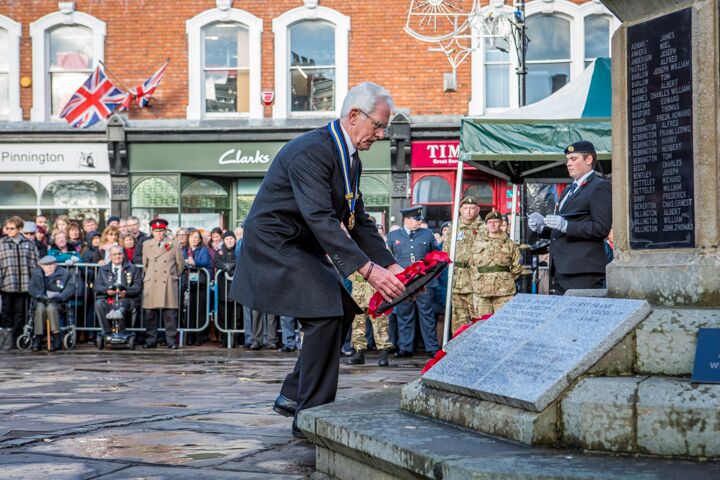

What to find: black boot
left=31, top=335, right=43, bottom=352
left=345, top=349, right=365, bottom=365
left=50, top=333, right=62, bottom=352
left=378, top=349, right=389, bottom=367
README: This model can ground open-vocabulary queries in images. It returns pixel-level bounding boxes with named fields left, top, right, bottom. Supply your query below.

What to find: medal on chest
left=328, top=120, right=359, bottom=230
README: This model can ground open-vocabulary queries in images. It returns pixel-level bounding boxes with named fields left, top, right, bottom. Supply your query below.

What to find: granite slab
left=422, top=294, right=651, bottom=411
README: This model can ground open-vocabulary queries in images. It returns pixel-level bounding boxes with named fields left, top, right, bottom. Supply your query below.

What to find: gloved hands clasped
left=528, top=212, right=568, bottom=233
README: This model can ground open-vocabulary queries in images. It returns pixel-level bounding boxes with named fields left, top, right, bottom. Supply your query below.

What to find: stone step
left=297, top=388, right=720, bottom=480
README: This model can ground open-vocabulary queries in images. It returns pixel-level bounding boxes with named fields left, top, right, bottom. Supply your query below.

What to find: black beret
left=564, top=141, right=596, bottom=155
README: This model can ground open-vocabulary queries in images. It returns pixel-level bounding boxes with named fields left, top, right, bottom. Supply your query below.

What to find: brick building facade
left=0, top=0, right=615, bottom=230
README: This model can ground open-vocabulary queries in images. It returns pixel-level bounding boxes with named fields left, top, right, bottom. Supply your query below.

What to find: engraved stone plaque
left=421, top=294, right=651, bottom=412
left=627, top=8, right=694, bottom=248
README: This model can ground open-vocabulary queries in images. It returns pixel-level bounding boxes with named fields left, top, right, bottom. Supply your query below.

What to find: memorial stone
left=627, top=7, right=694, bottom=249
left=421, top=294, right=650, bottom=412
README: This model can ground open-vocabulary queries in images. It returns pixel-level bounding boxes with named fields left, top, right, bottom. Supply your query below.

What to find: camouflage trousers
left=351, top=313, right=392, bottom=351
left=451, top=292, right=475, bottom=334
left=475, top=295, right=514, bottom=316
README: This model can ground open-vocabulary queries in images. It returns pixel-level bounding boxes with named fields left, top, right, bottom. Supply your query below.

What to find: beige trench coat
left=142, top=238, right=184, bottom=309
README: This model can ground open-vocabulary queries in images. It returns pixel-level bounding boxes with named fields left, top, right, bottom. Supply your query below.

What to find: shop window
left=584, top=14, right=610, bottom=67
left=0, top=16, right=21, bottom=121
left=413, top=176, right=452, bottom=204
left=526, top=14, right=571, bottom=104
left=187, top=6, right=262, bottom=119
left=181, top=178, right=229, bottom=209
left=484, top=37, right=509, bottom=109
left=41, top=179, right=109, bottom=206
left=132, top=177, right=178, bottom=208
left=273, top=6, right=349, bottom=118
left=464, top=181, right=494, bottom=206
left=0, top=180, right=37, bottom=206
left=236, top=178, right=263, bottom=225
left=361, top=175, right=389, bottom=207
left=30, top=8, right=105, bottom=121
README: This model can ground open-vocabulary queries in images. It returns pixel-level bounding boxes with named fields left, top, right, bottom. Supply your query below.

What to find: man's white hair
left=340, top=82, right=394, bottom=118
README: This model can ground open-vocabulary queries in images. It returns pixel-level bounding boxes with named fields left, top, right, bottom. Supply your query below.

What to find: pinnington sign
left=0, top=143, right=110, bottom=172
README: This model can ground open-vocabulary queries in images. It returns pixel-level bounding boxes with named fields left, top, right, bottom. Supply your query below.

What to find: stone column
left=604, top=0, right=720, bottom=306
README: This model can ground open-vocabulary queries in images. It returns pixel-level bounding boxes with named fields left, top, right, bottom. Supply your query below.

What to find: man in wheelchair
left=94, top=245, right=142, bottom=336
left=28, top=255, right=76, bottom=351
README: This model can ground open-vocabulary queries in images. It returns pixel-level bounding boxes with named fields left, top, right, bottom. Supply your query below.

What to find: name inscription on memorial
left=421, top=294, right=650, bottom=412
left=627, top=8, right=694, bottom=249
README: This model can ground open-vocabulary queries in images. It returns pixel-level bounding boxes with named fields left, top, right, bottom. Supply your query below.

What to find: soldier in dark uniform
left=141, top=219, right=184, bottom=349
left=94, top=245, right=143, bottom=334
left=386, top=206, right=441, bottom=358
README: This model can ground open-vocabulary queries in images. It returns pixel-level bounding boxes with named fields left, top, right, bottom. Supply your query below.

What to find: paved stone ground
left=0, top=345, right=425, bottom=479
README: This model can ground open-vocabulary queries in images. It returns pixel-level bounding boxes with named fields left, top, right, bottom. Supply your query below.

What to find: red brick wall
left=4, top=0, right=592, bottom=121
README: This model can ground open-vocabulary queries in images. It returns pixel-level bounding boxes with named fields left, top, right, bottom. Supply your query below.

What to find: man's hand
left=359, top=262, right=405, bottom=303
left=544, top=215, right=568, bottom=233
left=528, top=212, right=545, bottom=232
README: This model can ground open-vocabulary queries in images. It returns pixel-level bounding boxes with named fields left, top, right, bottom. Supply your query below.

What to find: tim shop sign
left=411, top=140, right=460, bottom=169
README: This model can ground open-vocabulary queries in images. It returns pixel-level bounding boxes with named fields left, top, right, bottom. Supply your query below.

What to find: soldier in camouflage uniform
left=443, top=196, right=487, bottom=333
left=345, top=273, right=393, bottom=366
left=473, top=211, right=523, bottom=315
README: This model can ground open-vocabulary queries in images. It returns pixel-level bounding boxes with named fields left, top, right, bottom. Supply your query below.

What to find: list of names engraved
left=628, top=8, right=694, bottom=249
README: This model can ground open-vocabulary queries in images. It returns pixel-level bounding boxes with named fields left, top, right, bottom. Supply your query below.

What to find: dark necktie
left=559, top=182, right=578, bottom=211
left=350, top=152, right=360, bottom=183
left=409, top=230, right=416, bottom=240
left=113, top=267, right=120, bottom=284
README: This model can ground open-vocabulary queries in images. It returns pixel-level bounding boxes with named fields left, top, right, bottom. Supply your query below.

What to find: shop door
left=180, top=175, right=232, bottom=230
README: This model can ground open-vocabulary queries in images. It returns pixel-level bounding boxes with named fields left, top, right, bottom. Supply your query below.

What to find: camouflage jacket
left=443, top=218, right=487, bottom=294
left=472, top=232, right=523, bottom=297
left=350, top=273, right=376, bottom=311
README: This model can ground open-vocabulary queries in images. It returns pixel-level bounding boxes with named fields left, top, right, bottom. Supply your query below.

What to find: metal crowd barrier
left=213, top=269, right=245, bottom=348
left=63, top=263, right=212, bottom=347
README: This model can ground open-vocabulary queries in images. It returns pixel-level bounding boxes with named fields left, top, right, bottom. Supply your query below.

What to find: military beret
left=485, top=211, right=503, bottom=222
left=38, top=255, right=58, bottom=265
left=149, top=218, right=169, bottom=230
left=460, top=196, right=478, bottom=206
left=400, top=206, right=424, bottom=219
left=564, top=141, right=596, bottom=155
left=440, top=221, right=452, bottom=230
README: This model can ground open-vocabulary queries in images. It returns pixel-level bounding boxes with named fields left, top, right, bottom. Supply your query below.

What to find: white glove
left=544, top=215, right=568, bottom=233
left=527, top=212, right=545, bottom=232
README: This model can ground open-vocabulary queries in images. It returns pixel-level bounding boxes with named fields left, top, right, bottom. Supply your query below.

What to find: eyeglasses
left=358, top=109, right=388, bottom=131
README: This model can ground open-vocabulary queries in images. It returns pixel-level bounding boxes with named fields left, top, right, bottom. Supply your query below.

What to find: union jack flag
left=135, top=60, right=169, bottom=108
left=59, top=66, right=126, bottom=128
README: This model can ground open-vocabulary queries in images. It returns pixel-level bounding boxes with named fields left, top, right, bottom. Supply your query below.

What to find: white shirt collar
left=574, top=170, right=594, bottom=187
left=339, top=123, right=357, bottom=162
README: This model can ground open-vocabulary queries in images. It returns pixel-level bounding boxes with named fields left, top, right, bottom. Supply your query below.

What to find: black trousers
left=1, top=292, right=28, bottom=336
left=145, top=309, right=178, bottom=346
left=553, top=272, right=605, bottom=295
left=95, top=298, right=132, bottom=334
left=279, top=289, right=356, bottom=416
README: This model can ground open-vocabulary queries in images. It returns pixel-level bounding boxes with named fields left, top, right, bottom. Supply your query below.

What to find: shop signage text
left=218, top=148, right=271, bottom=165
left=0, top=143, right=110, bottom=172
left=411, top=140, right=460, bottom=169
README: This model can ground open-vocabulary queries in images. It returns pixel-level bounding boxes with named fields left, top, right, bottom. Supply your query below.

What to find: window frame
left=0, top=15, right=22, bottom=121
left=469, top=0, right=619, bottom=115
left=273, top=6, right=349, bottom=119
left=186, top=7, right=263, bottom=120
left=30, top=10, right=105, bottom=122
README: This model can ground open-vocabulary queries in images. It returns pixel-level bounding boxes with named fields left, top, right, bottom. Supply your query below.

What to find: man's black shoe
left=168, top=344, right=178, bottom=350
left=249, top=341, right=261, bottom=350
left=280, top=345, right=296, bottom=352
left=393, top=350, right=413, bottom=358
left=378, top=349, right=389, bottom=367
left=143, top=343, right=157, bottom=349
left=292, top=420, right=307, bottom=440
left=273, top=395, right=296, bottom=417
left=344, top=349, right=365, bottom=365
left=340, top=348, right=354, bottom=357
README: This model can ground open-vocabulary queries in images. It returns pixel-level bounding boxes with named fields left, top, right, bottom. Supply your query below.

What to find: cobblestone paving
left=0, top=346, right=425, bottom=479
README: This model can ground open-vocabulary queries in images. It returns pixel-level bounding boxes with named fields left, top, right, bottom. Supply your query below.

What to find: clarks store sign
left=411, top=140, right=460, bottom=169
left=0, top=143, right=110, bottom=172
left=129, top=142, right=283, bottom=173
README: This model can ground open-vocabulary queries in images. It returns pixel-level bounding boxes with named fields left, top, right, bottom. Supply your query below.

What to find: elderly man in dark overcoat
left=142, top=219, right=184, bottom=349
left=230, top=82, right=405, bottom=438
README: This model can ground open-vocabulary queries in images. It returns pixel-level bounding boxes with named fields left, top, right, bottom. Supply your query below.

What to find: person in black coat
left=213, top=231, right=241, bottom=347
left=229, top=82, right=405, bottom=438
left=28, top=256, right=75, bottom=351
left=93, top=245, right=142, bottom=334
left=529, top=141, right=612, bottom=293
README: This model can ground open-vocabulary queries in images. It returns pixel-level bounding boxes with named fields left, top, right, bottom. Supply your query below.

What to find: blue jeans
left=280, top=316, right=299, bottom=349
left=394, top=289, right=439, bottom=353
